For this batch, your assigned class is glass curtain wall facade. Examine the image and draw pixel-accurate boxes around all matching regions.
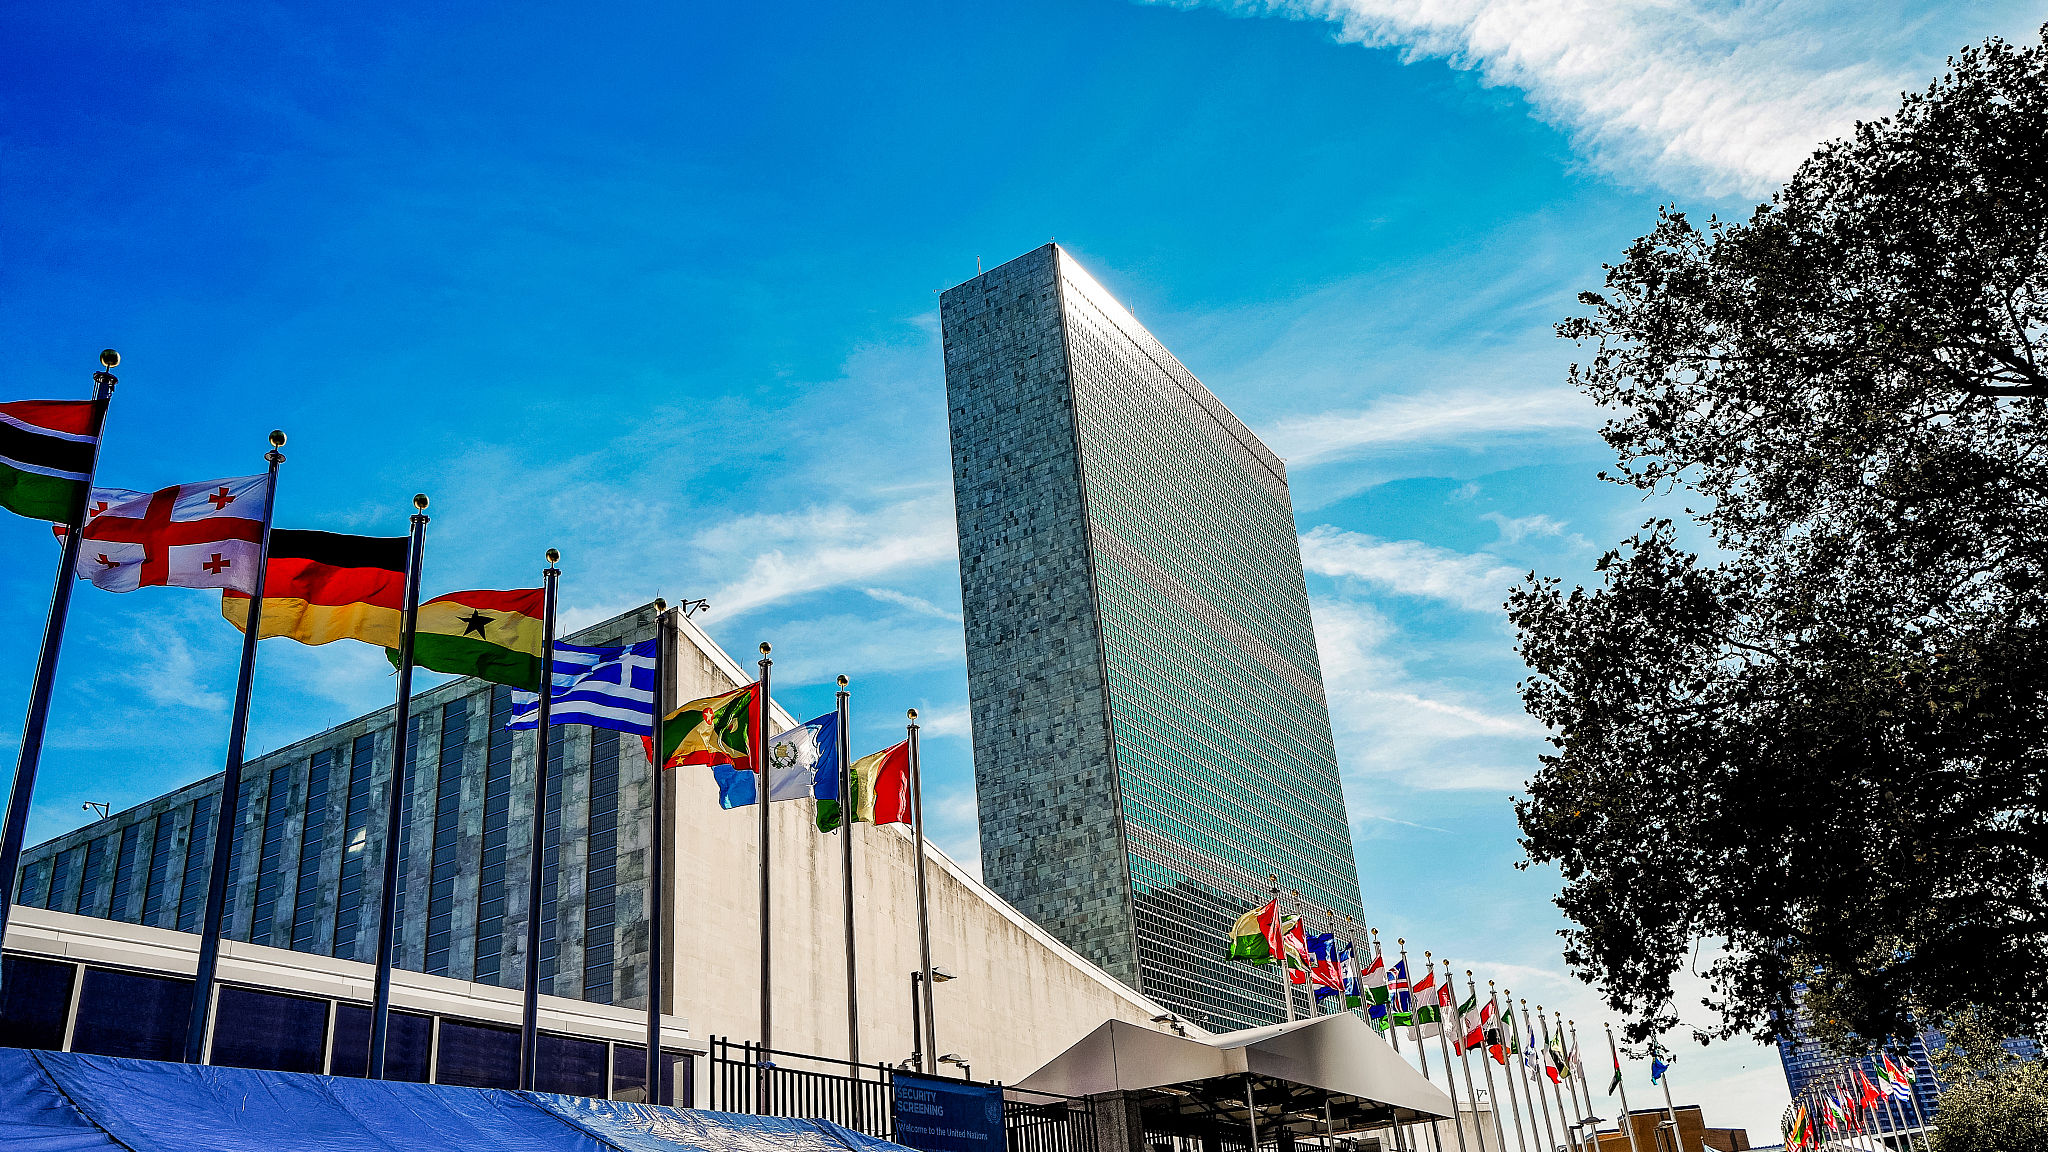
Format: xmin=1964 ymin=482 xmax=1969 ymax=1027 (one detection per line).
xmin=941 ymin=244 xmax=1363 ymax=1031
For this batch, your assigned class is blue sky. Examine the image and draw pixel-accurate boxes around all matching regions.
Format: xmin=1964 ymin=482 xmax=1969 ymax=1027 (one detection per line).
xmin=6 ymin=0 xmax=2041 ymax=1136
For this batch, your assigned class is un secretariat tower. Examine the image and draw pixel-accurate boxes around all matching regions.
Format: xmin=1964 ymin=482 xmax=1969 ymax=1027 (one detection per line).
xmin=940 ymin=245 xmax=1362 ymax=1031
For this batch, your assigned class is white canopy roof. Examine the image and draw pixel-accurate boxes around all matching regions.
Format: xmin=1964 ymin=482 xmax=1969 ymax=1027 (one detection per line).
xmin=1016 ymin=1012 xmax=1456 ymax=1127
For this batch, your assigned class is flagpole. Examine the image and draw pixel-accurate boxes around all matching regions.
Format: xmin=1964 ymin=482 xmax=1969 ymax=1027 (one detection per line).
xmin=1496 ymin=988 xmax=1532 ymax=1152
xmin=183 ymin=429 xmax=286 ymax=1064
xmin=1568 ymin=1021 xmax=1595 ymax=1142
xmin=1484 ymin=982 xmax=1524 ymax=1152
xmin=756 ymin=642 xmax=774 ymax=1101
xmin=517 ymin=549 xmax=562 ymax=1090
xmin=1540 ymin=1011 xmax=1576 ymax=1152
xmin=836 ymin=676 xmax=859 ymax=1069
xmin=907 ymin=709 xmax=938 ymax=1074
xmin=1399 ymin=942 xmax=1443 ymax=1152
xmin=0 ymin=351 xmax=116 ymax=978
xmin=1449 ymin=965 xmax=1490 ymax=1152
xmin=368 ymin=494 xmax=429 ymax=1078
xmin=646 ymin=601 xmax=671 ymax=1104
xmin=1604 ymin=1025 xmax=1640 ymax=1152
xmin=1374 ymin=930 xmax=1395 ymax=1050
xmin=1657 ymin=1056 xmax=1680 ymax=1143
xmin=1523 ymin=1000 xmax=1561 ymax=1152
xmin=1426 ymin=955 xmax=1469 ymax=1152
xmin=1292 ymin=891 xmax=1318 ymax=1018
xmin=1271 ymin=875 xmax=1293 ymax=1023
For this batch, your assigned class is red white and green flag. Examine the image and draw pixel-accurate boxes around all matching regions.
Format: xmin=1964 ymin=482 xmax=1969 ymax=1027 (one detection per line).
xmin=1455 ymin=994 xmax=1487 ymax=1055
xmin=0 ymin=400 xmax=104 ymax=523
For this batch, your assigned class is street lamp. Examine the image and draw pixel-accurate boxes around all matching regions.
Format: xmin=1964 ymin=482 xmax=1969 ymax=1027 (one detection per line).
xmin=909 ymin=967 xmax=957 ymax=1073
xmin=939 ymin=1053 xmax=972 ymax=1080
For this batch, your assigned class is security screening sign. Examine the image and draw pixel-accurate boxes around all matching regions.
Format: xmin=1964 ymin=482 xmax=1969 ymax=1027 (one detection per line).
xmin=891 ymin=1072 xmax=1005 ymax=1152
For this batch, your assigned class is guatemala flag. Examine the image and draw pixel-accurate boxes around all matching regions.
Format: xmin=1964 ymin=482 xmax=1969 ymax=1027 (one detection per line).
xmin=714 ymin=710 xmax=842 ymax=809
xmin=506 ymin=639 xmax=657 ymax=734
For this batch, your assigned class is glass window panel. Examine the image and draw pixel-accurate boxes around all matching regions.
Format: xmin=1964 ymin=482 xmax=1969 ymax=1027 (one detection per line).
xmin=70 ymin=968 xmax=190 ymax=1061
xmin=0 ymin=956 xmax=76 ymax=1050
xmin=611 ymin=1045 xmax=687 ymax=1105
xmin=434 ymin=1018 xmax=519 ymax=1089
xmin=328 ymin=1004 xmax=432 ymax=1082
xmin=535 ymin=1033 xmax=606 ymax=1098
xmin=208 ymin=986 xmax=328 ymax=1074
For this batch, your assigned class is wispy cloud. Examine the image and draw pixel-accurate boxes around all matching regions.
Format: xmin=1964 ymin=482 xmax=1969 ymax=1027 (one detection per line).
xmin=698 ymin=498 xmax=957 ymax=620
xmin=913 ymin=703 xmax=972 ymax=738
xmin=1170 ymin=0 xmax=2035 ymax=195
xmin=1481 ymin=511 xmax=1566 ymax=545
xmin=1263 ymin=388 xmax=1599 ymax=467
xmin=864 ymin=587 xmax=963 ymax=622
xmin=1300 ymin=525 xmax=1524 ymax=612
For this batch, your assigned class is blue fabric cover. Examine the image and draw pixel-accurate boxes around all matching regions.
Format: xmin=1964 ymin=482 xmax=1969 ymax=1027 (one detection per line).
xmin=0 ymin=1049 xmax=914 ymax=1152
xmin=0 ymin=1049 xmax=123 ymax=1152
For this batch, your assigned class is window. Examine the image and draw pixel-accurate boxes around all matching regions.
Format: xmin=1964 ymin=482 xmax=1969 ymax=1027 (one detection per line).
xmin=582 ymin=730 xmax=621 ymax=1004
xmin=434 ymin=1018 xmax=519 ymax=1089
xmin=141 ymin=809 xmax=179 ymax=926
xmin=108 ymin=823 xmax=142 ymax=922
xmin=424 ymin=696 xmax=469 ymax=977
xmin=70 ymin=967 xmax=190 ymax=1061
xmin=208 ymin=986 xmax=328 ymax=1074
xmin=176 ymin=794 xmax=218 ymax=932
xmin=0 ymin=956 xmax=75 ymax=1050
xmin=538 ymin=725 xmax=565 ymax=994
xmin=536 ymin=1033 xmax=606 ymax=1097
xmin=290 ymin=752 xmax=335 ymax=952
xmin=393 ymin=716 xmax=421 ymax=953
xmin=332 ymin=733 xmax=380 ymax=959
xmin=45 ymin=847 xmax=77 ymax=912
xmin=328 ymin=1004 xmax=432 ymax=1082
xmin=76 ymin=835 xmax=109 ymax=918
xmin=249 ymin=764 xmax=299 ymax=946
xmin=473 ymin=686 xmax=516 ymax=985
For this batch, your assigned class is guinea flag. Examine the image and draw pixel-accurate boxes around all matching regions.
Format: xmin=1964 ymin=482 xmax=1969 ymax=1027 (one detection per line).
xmin=388 ymin=587 xmax=546 ymax=688
xmin=0 ymin=400 xmax=104 ymax=522
xmin=656 ymin=684 xmax=759 ymax=773
xmin=221 ymin=529 xmax=408 ymax=646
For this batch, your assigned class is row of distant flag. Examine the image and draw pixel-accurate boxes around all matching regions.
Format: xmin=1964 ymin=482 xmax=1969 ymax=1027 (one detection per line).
xmin=1225 ymin=897 xmax=1676 ymax=1087
xmin=1783 ymin=1054 xmax=1921 ymax=1150
xmin=0 ymin=396 xmax=924 ymax=824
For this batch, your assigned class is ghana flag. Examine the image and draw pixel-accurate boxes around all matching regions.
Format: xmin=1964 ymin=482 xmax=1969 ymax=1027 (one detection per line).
xmin=655 ymin=684 xmax=758 ymax=772
xmin=221 ymin=529 xmax=409 ymax=646
xmin=387 ymin=588 xmax=546 ymax=689
xmin=0 ymin=400 xmax=104 ymax=522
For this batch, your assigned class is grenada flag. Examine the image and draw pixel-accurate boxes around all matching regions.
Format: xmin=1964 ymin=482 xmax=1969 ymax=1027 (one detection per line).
xmin=657 ymin=683 xmax=759 ymax=772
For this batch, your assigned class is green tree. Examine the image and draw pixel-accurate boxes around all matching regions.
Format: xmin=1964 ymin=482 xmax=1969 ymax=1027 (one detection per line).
xmin=1509 ymin=28 xmax=2048 ymax=1047
xmin=1930 ymin=1061 xmax=2048 ymax=1152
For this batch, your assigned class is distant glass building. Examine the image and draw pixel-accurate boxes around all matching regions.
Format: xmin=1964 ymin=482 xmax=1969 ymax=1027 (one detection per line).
xmin=940 ymin=244 xmax=1363 ymax=1031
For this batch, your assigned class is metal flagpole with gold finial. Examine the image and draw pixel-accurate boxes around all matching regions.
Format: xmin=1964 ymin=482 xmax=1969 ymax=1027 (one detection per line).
xmin=0 ymin=350 xmax=118 ymax=988
xmin=518 ymin=548 xmax=562 ymax=1089
xmin=1606 ymin=1024 xmax=1642 ymax=1152
xmin=836 ymin=675 xmax=859 ymax=1070
xmin=1469 ymin=973 xmax=1510 ymax=1152
xmin=908 ymin=708 xmax=938 ymax=1073
xmin=1270 ymin=875 xmax=1293 ymax=1022
xmin=184 ymin=428 xmax=287 ymax=1064
xmin=1489 ymin=984 xmax=1529 ymax=1152
xmin=369 ymin=493 xmax=430 ymax=1078
xmin=756 ymin=641 xmax=774 ymax=1105
xmin=1523 ymin=999 xmax=1560 ymax=1152
xmin=1427 ymin=954 xmax=1469 ymax=1152
xmin=646 ymin=598 xmax=672 ymax=1102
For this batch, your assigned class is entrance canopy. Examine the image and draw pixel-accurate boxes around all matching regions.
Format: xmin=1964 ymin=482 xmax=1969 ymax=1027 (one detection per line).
xmin=1016 ymin=1013 xmax=1455 ymax=1138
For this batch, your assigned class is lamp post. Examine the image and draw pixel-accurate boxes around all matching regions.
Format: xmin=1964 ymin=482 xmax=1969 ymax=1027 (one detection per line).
xmin=908 ymin=966 xmax=956 ymax=1072
xmin=939 ymin=1053 xmax=972 ymax=1081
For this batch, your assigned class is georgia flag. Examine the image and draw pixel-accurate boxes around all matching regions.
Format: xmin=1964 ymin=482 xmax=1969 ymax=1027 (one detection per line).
xmin=76 ymin=473 xmax=273 ymax=593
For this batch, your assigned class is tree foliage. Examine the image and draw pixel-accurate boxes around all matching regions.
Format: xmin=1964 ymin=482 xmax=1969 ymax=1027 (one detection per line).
xmin=1509 ymin=28 xmax=2048 ymax=1047
xmin=1930 ymin=1061 xmax=2048 ymax=1152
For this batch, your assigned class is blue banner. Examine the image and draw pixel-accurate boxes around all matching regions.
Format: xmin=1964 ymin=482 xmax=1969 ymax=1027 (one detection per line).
xmin=891 ymin=1072 xmax=1005 ymax=1152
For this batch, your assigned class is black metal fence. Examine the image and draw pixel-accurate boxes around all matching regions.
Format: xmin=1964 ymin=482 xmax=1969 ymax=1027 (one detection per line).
xmin=705 ymin=1036 xmax=1096 ymax=1152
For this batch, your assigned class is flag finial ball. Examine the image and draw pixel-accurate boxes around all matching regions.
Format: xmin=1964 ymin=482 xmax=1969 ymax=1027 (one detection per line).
xmin=413 ymin=493 xmax=428 ymax=510
xmin=837 ymin=674 xmax=848 ymax=687
xmin=654 ymin=597 xmax=667 ymax=612
xmin=100 ymin=349 xmax=119 ymax=368
xmin=907 ymin=708 xmax=918 ymax=720
xmin=759 ymin=641 xmax=771 ymax=655
xmin=269 ymin=430 xmax=286 ymax=448
xmin=546 ymin=548 xmax=560 ymax=564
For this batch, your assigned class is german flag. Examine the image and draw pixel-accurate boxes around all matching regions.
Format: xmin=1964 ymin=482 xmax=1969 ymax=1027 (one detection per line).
xmin=221 ymin=529 xmax=409 ymax=646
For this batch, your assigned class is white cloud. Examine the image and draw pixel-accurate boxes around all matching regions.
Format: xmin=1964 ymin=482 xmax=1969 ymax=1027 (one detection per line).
xmin=1300 ymin=524 xmax=1524 ymax=612
xmin=1263 ymin=388 xmax=1600 ymax=467
xmin=912 ymin=703 xmax=972 ymax=738
xmin=696 ymin=498 xmax=958 ymax=620
xmin=1481 ymin=510 xmax=1567 ymax=545
xmin=863 ymin=587 xmax=963 ymax=622
xmin=1174 ymin=0 xmax=2038 ymax=195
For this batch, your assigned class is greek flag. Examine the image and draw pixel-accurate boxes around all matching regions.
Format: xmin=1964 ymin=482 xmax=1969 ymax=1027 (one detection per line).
xmin=506 ymin=638 xmax=656 ymax=734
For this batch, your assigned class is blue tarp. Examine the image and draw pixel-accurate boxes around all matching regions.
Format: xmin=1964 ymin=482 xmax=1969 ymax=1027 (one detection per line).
xmin=0 ymin=1048 xmax=913 ymax=1152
